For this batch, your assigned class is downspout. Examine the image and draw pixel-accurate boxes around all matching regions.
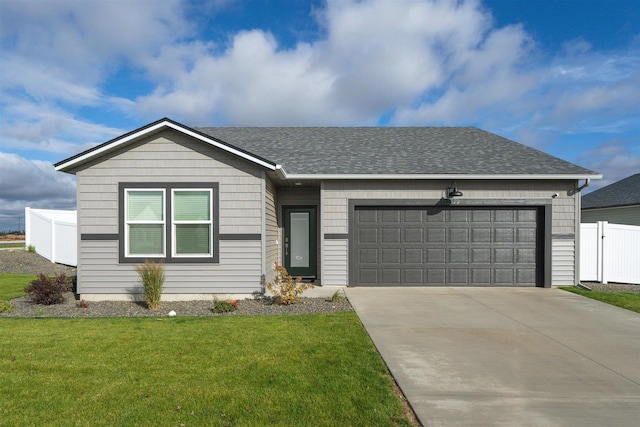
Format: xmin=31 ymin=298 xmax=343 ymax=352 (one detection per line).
xmin=574 ymin=178 xmax=590 ymax=288
xmin=576 ymin=179 xmax=590 ymax=193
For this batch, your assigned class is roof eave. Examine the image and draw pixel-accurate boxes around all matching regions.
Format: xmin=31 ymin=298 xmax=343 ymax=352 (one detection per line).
xmin=54 ymin=119 xmax=278 ymax=173
xmin=280 ymin=173 xmax=603 ymax=180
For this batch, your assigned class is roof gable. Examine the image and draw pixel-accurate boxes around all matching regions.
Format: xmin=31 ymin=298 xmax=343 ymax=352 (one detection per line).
xmin=582 ymin=173 xmax=640 ymax=209
xmin=54 ymin=118 xmax=277 ymax=173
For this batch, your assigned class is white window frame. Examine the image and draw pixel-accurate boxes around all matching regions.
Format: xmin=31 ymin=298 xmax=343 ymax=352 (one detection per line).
xmin=171 ymin=188 xmax=214 ymax=258
xmin=124 ymin=188 xmax=166 ymax=258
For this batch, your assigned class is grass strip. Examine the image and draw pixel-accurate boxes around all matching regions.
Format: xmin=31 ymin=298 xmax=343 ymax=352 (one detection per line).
xmin=0 ymin=273 xmax=34 ymax=300
xmin=559 ymin=286 xmax=640 ymax=313
xmin=0 ymin=313 xmax=412 ymax=426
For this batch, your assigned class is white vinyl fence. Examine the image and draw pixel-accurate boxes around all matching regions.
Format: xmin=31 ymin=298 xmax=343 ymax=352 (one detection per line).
xmin=580 ymin=221 xmax=640 ymax=285
xmin=25 ymin=208 xmax=77 ymax=267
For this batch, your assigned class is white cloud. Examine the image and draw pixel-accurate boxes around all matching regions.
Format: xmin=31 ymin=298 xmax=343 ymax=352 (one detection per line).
xmin=576 ymin=139 xmax=640 ymax=192
xmin=0 ymin=0 xmax=639 ymax=181
xmin=0 ymin=152 xmax=76 ymax=231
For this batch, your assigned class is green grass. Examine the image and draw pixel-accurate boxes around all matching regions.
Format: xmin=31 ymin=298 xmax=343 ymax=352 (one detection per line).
xmin=560 ymin=286 xmax=640 ymax=313
xmin=0 ymin=273 xmax=34 ymax=300
xmin=0 ymin=243 xmax=26 ymax=249
xmin=0 ymin=313 xmax=412 ymax=426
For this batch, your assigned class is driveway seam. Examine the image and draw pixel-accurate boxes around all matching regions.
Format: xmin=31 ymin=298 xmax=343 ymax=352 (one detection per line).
xmin=450 ymin=287 xmax=640 ymax=387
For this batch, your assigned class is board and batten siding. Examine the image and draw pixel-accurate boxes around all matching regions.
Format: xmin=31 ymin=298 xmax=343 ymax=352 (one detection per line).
xmin=74 ymin=130 xmax=266 ymax=296
xmin=321 ymin=179 xmax=579 ymax=286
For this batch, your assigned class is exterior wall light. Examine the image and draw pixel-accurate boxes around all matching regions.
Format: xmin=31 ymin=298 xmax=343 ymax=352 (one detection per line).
xmin=447 ymin=187 xmax=463 ymax=198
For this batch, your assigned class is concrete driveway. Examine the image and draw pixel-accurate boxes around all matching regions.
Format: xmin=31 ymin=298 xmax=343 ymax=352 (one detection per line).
xmin=345 ymin=287 xmax=640 ymax=426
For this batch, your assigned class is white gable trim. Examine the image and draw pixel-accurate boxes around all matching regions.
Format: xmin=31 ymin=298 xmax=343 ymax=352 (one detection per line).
xmin=55 ymin=120 xmax=278 ymax=172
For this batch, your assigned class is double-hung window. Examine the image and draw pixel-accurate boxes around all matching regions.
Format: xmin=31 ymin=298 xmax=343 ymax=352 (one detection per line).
xmin=125 ymin=189 xmax=166 ymax=257
xmin=172 ymin=189 xmax=213 ymax=257
xmin=120 ymin=183 xmax=218 ymax=263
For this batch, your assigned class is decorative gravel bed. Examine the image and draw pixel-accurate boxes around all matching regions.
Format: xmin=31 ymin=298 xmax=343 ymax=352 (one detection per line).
xmin=0 ymin=249 xmax=352 ymax=318
xmin=1 ymin=293 xmax=353 ymax=318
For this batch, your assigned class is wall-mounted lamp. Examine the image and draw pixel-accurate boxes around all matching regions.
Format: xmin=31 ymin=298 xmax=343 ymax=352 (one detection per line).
xmin=447 ymin=187 xmax=463 ymax=198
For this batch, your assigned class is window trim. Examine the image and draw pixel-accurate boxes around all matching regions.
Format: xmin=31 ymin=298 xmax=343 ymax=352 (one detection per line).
xmin=119 ymin=182 xmax=219 ymax=264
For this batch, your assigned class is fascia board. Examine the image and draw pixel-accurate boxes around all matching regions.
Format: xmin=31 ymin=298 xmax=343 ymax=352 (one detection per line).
xmin=280 ymin=173 xmax=603 ymax=180
xmin=55 ymin=120 xmax=278 ymax=172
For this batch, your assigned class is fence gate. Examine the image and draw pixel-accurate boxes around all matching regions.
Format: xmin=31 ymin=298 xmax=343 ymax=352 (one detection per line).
xmin=580 ymin=221 xmax=640 ymax=285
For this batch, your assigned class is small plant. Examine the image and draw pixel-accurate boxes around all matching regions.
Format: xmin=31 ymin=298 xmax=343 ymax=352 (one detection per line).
xmin=27 ymin=244 xmax=36 ymax=253
xmin=0 ymin=300 xmax=14 ymax=313
xmin=330 ymin=289 xmax=346 ymax=303
xmin=212 ymin=299 xmax=238 ymax=313
xmin=24 ymin=273 xmax=70 ymax=305
xmin=262 ymin=263 xmax=314 ymax=305
xmin=135 ymin=260 xmax=165 ymax=310
xmin=76 ymin=300 xmax=89 ymax=309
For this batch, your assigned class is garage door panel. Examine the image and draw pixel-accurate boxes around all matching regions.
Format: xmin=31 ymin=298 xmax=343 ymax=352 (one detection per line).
xmin=427 ymin=228 xmax=446 ymax=242
xmin=472 ymin=228 xmax=492 ymax=242
xmin=404 ymin=248 xmax=424 ymax=263
xmin=449 ymin=228 xmax=469 ymax=242
xmin=353 ymin=206 xmax=541 ymax=287
xmin=358 ymin=228 xmax=378 ymax=243
xmin=494 ymin=228 xmax=515 ymax=243
xmin=426 ymin=269 xmax=446 ymax=284
xmin=382 ymin=228 xmax=401 ymax=243
xmin=471 ymin=248 xmax=491 ymax=263
xmin=382 ymin=248 xmax=401 ymax=263
xmin=404 ymin=228 xmax=424 ymax=243
xmin=358 ymin=248 xmax=378 ymax=263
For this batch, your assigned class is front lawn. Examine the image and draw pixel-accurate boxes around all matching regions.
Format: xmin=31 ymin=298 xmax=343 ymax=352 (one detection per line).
xmin=560 ymin=286 xmax=640 ymax=313
xmin=0 ymin=273 xmax=34 ymax=300
xmin=0 ymin=313 xmax=413 ymax=426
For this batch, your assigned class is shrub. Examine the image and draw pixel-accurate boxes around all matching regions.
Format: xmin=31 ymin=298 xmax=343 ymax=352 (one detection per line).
xmin=0 ymin=300 xmax=14 ymax=313
xmin=262 ymin=263 xmax=314 ymax=305
xmin=27 ymin=245 xmax=36 ymax=253
xmin=212 ymin=299 xmax=238 ymax=313
xmin=135 ymin=260 xmax=165 ymax=310
xmin=24 ymin=273 xmax=70 ymax=305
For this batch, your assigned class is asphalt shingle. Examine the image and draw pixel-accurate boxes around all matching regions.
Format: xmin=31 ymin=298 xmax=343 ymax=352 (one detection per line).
xmin=582 ymin=173 xmax=640 ymax=209
xmin=197 ymin=126 xmax=597 ymax=176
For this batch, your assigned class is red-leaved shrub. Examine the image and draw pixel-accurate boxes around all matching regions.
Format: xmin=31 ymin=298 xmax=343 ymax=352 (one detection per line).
xmin=24 ymin=273 xmax=70 ymax=305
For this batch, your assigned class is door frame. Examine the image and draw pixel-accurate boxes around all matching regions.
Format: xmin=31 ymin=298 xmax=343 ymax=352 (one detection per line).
xmin=283 ymin=205 xmax=318 ymax=279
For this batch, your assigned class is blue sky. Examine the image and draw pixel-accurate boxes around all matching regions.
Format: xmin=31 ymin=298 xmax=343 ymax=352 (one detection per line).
xmin=1 ymin=0 xmax=639 ymax=231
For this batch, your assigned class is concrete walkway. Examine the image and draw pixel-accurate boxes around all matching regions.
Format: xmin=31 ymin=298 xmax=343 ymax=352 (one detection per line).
xmin=345 ymin=287 xmax=640 ymax=427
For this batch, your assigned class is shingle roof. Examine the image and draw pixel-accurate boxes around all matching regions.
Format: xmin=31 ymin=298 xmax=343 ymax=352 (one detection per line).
xmin=582 ymin=173 xmax=640 ymax=209
xmin=197 ymin=126 xmax=597 ymax=176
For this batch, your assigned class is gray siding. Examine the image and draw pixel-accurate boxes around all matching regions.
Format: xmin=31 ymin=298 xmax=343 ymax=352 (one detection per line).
xmin=582 ymin=206 xmax=640 ymax=226
xmin=321 ymin=179 xmax=578 ymax=286
xmin=75 ymin=129 xmax=266 ymax=296
xmin=264 ymin=177 xmax=278 ymax=282
xmin=79 ymin=240 xmax=261 ymax=294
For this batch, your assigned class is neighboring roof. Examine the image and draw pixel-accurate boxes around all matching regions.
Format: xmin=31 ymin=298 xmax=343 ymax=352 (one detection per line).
xmin=582 ymin=173 xmax=640 ymax=209
xmin=56 ymin=118 xmax=601 ymax=180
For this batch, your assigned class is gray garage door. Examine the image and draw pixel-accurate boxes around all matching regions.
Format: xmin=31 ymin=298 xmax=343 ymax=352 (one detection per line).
xmin=353 ymin=206 xmax=541 ymax=286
